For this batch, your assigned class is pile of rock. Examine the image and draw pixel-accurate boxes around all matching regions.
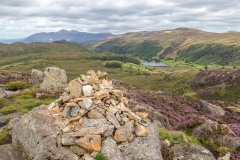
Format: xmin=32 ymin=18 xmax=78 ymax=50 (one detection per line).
xmin=47 ymin=70 xmax=157 ymax=159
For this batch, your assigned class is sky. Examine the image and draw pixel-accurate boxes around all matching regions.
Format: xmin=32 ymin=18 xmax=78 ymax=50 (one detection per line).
xmin=0 ymin=0 xmax=240 ymax=39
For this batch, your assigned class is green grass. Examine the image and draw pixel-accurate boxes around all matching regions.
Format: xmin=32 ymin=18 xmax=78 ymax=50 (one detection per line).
xmin=212 ymin=84 xmax=240 ymax=102
xmin=5 ymin=81 xmax=31 ymax=91
xmin=159 ymin=127 xmax=201 ymax=145
xmin=0 ymin=88 xmax=55 ymax=114
xmin=0 ymin=127 xmax=9 ymax=143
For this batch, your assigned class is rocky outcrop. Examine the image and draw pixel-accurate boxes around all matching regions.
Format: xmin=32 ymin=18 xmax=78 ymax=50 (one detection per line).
xmin=0 ymin=84 xmax=7 ymax=98
xmin=8 ymin=70 xmax=162 ymax=160
xmin=12 ymin=105 xmax=79 ymax=160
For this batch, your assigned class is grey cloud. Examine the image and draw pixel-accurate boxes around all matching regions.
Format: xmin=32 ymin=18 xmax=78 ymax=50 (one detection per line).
xmin=0 ymin=0 xmax=239 ymax=38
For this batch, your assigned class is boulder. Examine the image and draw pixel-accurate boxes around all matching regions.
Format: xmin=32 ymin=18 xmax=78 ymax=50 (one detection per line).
xmin=40 ymin=67 xmax=67 ymax=94
xmin=31 ymin=69 xmax=44 ymax=87
xmin=199 ymin=101 xmax=225 ymax=116
xmin=0 ymin=85 xmax=7 ymax=98
xmin=120 ymin=123 xmax=163 ymax=160
xmin=11 ymin=106 xmax=79 ymax=160
xmin=170 ymin=143 xmax=216 ymax=160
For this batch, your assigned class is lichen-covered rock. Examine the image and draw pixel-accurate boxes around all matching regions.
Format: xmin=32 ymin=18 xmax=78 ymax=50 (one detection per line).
xmin=170 ymin=143 xmax=216 ymax=160
xmin=120 ymin=123 xmax=163 ymax=160
xmin=31 ymin=69 xmax=44 ymax=87
xmin=40 ymin=67 xmax=67 ymax=94
xmin=11 ymin=106 xmax=79 ymax=160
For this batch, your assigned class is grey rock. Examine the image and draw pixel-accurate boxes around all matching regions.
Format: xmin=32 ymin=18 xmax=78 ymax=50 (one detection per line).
xmin=82 ymin=118 xmax=109 ymax=128
xmin=70 ymin=106 xmax=80 ymax=117
xmin=120 ymin=123 xmax=163 ymax=160
xmin=82 ymin=85 xmax=93 ymax=96
xmin=48 ymin=102 xmax=56 ymax=109
xmin=78 ymin=99 xmax=93 ymax=109
xmin=70 ymin=145 xmax=87 ymax=156
xmin=62 ymin=133 xmax=76 ymax=146
xmin=63 ymin=105 xmax=72 ymax=118
xmin=199 ymin=100 xmax=225 ymax=116
xmin=31 ymin=69 xmax=44 ymax=87
xmin=83 ymin=154 xmax=95 ymax=160
xmin=106 ymin=111 xmax=121 ymax=128
xmin=102 ymin=138 xmax=123 ymax=160
xmin=0 ymin=144 xmax=26 ymax=160
xmin=170 ymin=143 xmax=216 ymax=160
xmin=0 ymin=85 xmax=7 ymax=98
xmin=217 ymin=152 xmax=231 ymax=160
xmin=79 ymin=108 xmax=88 ymax=116
xmin=88 ymin=109 xmax=105 ymax=119
xmin=40 ymin=67 xmax=67 ymax=94
xmin=108 ymin=105 xmax=119 ymax=115
xmin=11 ymin=106 xmax=79 ymax=160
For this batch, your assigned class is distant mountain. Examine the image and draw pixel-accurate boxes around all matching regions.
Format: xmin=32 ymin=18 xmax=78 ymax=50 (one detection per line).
xmin=87 ymin=28 xmax=240 ymax=65
xmin=0 ymin=38 xmax=24 ymax=44
xmin=21 ymin=30 xmax=113 ymax=43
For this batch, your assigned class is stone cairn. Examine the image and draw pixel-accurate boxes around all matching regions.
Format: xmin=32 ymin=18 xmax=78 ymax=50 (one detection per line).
xmin=47 ymin=70 xmax=149 ymax=159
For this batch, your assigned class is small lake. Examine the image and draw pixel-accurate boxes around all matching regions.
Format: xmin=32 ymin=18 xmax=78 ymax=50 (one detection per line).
xmin=142 ymin=61 xmax=169 ymax=67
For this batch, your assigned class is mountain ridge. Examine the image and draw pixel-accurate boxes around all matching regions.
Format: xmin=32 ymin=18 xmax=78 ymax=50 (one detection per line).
xmin=0 ymin=30 xmax=113 ymax=44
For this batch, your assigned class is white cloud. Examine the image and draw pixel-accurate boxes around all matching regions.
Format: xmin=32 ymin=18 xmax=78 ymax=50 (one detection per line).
xmin=0 ymin=0 xmax=240 ymax=38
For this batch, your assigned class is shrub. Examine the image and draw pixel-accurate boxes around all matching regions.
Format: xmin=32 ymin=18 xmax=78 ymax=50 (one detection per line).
xmin=104 ymin=61 xmax=122 ymax=68
xmin=95 ymin=153 xmax=107 ymax=160
xmin=217 ymin=146 xmax=233 ymax=156
xmin=5 ymin=81 xmax=31 ymax=91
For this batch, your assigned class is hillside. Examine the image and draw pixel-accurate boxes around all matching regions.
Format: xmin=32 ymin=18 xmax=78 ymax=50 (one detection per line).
xmin=87 ymin=28 xmax=240 ymax=65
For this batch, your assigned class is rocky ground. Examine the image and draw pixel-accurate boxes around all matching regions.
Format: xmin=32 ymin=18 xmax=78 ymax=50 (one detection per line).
xmin=0 ymin=68 xmax=240 ymax=160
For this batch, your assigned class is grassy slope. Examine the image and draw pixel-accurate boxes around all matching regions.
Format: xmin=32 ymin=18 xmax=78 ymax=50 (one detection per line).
xmin=87 ymin=28 xmax=240 ymax=65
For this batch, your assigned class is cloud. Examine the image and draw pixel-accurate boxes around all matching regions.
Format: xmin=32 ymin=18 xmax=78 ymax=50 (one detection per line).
xmin=0 ymin=0 xmax=239 ymax=38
